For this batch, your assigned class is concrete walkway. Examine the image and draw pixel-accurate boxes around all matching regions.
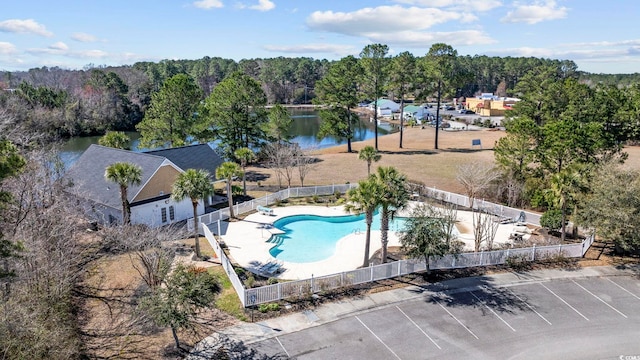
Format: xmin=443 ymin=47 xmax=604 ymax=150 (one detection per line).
xmin=187 ymin=265 xmax=638 ymax=358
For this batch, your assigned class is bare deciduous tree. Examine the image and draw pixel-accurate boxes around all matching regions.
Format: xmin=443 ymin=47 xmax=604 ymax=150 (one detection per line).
xmin=472 ymin=209 xmax=500 ymax=252
xmin=264 ymin=143 xmax=297 ymax=188
xmin=296 ymin=148 xmax=317 ymax=187
xmin=456 ymin=162 xmax=500 ymax=210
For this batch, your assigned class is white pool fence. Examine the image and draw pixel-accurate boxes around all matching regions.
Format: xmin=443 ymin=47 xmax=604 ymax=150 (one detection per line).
xmin=193 ymin=184 xmax=594 ymax=307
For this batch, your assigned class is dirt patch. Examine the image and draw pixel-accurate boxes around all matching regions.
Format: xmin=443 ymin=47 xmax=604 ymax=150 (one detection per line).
xmin=80 ymin=239 xmax=238 ymax=359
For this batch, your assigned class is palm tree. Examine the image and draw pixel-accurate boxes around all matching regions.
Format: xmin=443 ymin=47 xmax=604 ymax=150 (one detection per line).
xmin=98 ymin=131 xmax=131 ymax=150
xmin=104 ymin=162 xmax=142 ymax=224
xmin=216 ymin=162 xmax=243 ymax=219
xmin=344 ymin=176 xmax=383 ymax=267
xmin=549 ymin=168 xmax=583 ymax=242
xmin=358 ymin=145 xmax=382 ymax=176
xmin=234 ymin=147 xmax=256 ymax=196
xmin=172 ymin=169 xmax=212 ymax=259
xmin=374 ymin=166 xmax=409 ymax=263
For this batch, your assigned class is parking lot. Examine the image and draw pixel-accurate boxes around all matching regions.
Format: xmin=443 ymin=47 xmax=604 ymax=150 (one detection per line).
xmin=250 ymin=276 xmax=640 ymax=359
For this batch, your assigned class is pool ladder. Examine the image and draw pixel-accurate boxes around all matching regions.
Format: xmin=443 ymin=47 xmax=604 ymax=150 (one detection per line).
xmin=268 ymin=235 xmax=284 ymax=245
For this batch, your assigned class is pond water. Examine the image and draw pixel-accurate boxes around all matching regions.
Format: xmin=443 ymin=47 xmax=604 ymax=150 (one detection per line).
xmin=60 ymin=110 xmax=396 ymax=167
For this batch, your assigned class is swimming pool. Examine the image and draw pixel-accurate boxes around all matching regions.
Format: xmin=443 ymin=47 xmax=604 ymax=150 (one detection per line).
xmin=268 ymin=212 xmax=408 ymax=263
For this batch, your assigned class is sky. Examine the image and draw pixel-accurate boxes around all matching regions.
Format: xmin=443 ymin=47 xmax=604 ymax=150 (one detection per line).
xmin=1 ymin=0 xmax=639 ymax=74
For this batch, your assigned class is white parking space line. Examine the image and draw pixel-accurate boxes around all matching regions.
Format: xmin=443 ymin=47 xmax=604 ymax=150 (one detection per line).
xmin=539 ymin=283 xmax=590 ymax=321
xmin=434 ymin=299 xmax=480 ymax=340
xmin=355 ymin=316 xmax=402 ymax=360
xmin=606 ymin=278 xmax=640 ymax=301
xmin=572 ymin=280 xmax=628 ymax=318
xmin=396 ymin=306 xmax=442 ymax=350
xmin=469 ymin=291 xmax=516 ymax=332
xmin=506 ymin=288 xmax=553 ymax=326
xmin=275 ymin=336 xmax=290 ymax=358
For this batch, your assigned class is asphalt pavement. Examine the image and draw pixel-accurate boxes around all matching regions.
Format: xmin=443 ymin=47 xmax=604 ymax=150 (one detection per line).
xmin=188 ymin=265 xmax=640 ymax=359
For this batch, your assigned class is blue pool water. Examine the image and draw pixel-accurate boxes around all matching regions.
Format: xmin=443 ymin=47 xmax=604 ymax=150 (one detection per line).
xmin=268 ymin=212 xmax=408 ymax=263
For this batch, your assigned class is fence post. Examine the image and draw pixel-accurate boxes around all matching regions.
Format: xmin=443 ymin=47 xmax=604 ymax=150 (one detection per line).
xmin=398 ymin=260 xmax=402 ymax=276
xmin=217 ymin=219 xmax=221 ymax=236
xmin=311 ymin=274 xmax=314 ymax=293
xmin=341 ymin=272 xmax=344 ymax=287
xmin=531 ymin=244 xmax=536 ymax=261
xmin=558 ymin=243 xmax=562 ymax=256
xmin=278 ymin=283 xmax=281 ymax=299
xmin=480 ymin=251 xmax=484 ymax=266
xmin=370 ymin=266 xmax=374 ymax=281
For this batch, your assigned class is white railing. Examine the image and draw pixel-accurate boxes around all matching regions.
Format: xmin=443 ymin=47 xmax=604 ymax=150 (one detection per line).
xmin=202 ymin=225 xmax=246 ymax=307
xmin=191 ymin=184 xmax=591 ymax=308
xmin=243 ymin=237 xmax=593 ymax=307
xmin=188 ymin=184 xmax=357 ymax=231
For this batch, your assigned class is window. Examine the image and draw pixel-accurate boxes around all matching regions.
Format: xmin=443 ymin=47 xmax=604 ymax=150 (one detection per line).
xmin=161 ymin=207 xmax=167 ymax=223
xmin=169 ymin=206 xmax=175 ymax=221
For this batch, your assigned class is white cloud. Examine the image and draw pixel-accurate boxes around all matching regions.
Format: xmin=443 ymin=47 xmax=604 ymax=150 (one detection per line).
xmin=49 ymin=41 xmax=69 ymax=51
xmin=0 ymin=19 xmax=53 ymax=37
xmin=76 ymin=50 xmax=108 ymax=58
xmin=263 ymin=43 xmax=356 ymax=56
xmin=249 ymin=0 xmax=275 ymax=11
xmin=193 ymin=0 xmax=223 ymax=9
xmin=307 ymin=6 xmax=469 ymax=35
xmin=393 ymin=0 xmax=502 ymax=12
xmin=305 ymin=5 xmax=495 ymax=51
xmin=0 ymin=42 xmax=17 ymax=55
xmin=501 ymin=0 xmax=568 ymax=25
xmin=71 ymin=32 xmax=98 ymax=43
xmin=369 ymin=29 xmax=496 ymax=47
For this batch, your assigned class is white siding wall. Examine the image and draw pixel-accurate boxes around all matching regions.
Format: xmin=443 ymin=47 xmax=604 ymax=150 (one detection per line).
xmin=131 ymin=197 xmax=202 ymax=227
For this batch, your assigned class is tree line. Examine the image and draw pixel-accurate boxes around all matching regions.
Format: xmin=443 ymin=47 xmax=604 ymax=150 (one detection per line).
xmin=2 ymin=50 xmax=637 ymax=146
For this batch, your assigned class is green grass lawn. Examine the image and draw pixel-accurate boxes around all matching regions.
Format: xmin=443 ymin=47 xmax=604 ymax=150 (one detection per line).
xmin=209 ymin=266 xmax=247 ymax=321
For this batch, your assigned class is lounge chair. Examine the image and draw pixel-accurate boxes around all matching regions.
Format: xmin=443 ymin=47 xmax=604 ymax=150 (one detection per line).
xmin=263 ymin=261 xmax=283 ymax=276
xmin=257 ymin=260 xmax=277 ymax=272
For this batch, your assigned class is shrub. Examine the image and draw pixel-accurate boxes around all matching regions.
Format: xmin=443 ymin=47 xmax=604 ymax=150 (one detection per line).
xmin=258 ymin=302 xmax=280 ymax=313
xmin=231 ymin=184 xmax=243 ymax=196
xmin=540 ymin=209 xmax=562 ymax=231
xmin=267 ymin=277 xmax=279 ymax=285
xmin=312 ymin=194 xmax=320 ymax=203
xmin=244 ymin=275 xmax=255 ymax=288
xmin=505 ymin=254 xmax=531 ymax=271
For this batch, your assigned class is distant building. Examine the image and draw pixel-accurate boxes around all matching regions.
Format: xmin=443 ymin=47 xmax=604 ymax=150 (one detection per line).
xmin=368 ymin=98 xmax=400 ymax=117
xmin=402 ymin=104 xmax=430 ymax=123
xmin=464 ymin=93 xmax=520 ymax=116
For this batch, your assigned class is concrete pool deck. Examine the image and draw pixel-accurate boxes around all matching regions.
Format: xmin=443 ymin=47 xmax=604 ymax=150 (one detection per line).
xmin=220 ymin=202 xmax=533 ymax=280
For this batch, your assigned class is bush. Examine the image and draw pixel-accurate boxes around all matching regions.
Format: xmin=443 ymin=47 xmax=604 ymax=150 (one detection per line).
xmin=312 ymin=194 xmax=320 ymax=203
xmin=505 ymin=254 xmax=532 ymax=271
xmin=267 ymin=277 xmax=279 ymax=285
xmin=540 ymin=209 xmax=562 ymax=230
xmin=244 ymin=275 xmax=255 ymax=288
xmin=231 ymin=184 xmax=243 ymax=196
xmin=258 ymin=302 xmax=280 ymax=313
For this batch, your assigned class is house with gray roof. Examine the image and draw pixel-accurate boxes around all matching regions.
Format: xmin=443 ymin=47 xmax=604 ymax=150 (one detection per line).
xmin=65 ymin=143 xmax=224 ymax=226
